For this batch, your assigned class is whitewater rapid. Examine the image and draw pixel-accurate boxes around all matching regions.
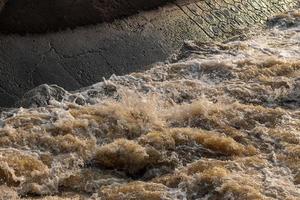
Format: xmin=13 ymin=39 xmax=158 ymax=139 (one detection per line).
xmin=0 ymin=9 xmax=299 ymax=200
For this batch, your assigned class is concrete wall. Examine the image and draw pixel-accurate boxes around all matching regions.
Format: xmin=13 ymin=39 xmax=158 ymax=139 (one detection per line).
xmin=0 ymin=0 xmax=298 ymax=107
xmin=0 ymin=0 xmax=173 ymax=34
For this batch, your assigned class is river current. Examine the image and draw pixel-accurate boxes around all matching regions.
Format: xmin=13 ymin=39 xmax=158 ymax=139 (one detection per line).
xmin=0 ymin=9 xmax=299 ymax=200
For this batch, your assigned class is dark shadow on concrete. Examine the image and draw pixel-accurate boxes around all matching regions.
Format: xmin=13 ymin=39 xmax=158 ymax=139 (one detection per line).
xmin=0 ymin=0 xmax=298 ymax=107
xmin=0 ymin=0 xmax=174 ymax=34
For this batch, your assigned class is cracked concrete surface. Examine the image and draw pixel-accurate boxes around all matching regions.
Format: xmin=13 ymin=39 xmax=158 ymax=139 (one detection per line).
xmin=0 ymin=0 xmax=298 ymax=107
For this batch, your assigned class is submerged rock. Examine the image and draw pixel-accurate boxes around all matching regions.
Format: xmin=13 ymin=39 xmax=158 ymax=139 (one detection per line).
xmin=267 ymin=10 xmax=300 ymax=28
xmin=16 ymin=84 xmax=69 ymax=108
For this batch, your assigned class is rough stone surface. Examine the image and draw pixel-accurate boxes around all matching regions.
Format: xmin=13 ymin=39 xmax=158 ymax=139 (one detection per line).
xmin=0 ymin=0 xmax=298 ymax=107
xmin=16 ymin=84 xmax=69 ymax=108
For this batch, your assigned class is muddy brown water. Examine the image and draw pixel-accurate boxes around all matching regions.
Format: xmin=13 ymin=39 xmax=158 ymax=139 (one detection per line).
xmin=0 ymin=7 xmax=299 ymax=200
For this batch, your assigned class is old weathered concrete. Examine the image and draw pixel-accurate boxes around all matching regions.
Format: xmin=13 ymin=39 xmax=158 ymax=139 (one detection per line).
xmin=0 ymin=0 xmax=298 ymax=107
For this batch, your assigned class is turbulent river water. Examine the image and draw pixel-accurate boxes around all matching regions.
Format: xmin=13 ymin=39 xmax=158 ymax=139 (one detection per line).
xmin=0 ymin=9 xmax=299 ymax=200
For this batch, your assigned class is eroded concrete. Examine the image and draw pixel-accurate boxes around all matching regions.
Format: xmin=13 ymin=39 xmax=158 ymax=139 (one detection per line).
xmin=0 ymin=0 xmax=298 ymax=107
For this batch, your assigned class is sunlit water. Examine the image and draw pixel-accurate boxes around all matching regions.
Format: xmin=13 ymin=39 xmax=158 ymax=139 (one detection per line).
xmin=0 ymin=9 xmax=299 ymax=200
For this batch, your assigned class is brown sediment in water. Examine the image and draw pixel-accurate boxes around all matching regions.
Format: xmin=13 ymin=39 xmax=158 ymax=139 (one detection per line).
xmin=0 ymin=9 xmax=299 ymax=200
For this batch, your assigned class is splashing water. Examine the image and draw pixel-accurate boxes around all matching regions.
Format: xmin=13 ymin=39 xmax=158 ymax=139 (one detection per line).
xmin=0 ymin=9 xmax=300 ymax=200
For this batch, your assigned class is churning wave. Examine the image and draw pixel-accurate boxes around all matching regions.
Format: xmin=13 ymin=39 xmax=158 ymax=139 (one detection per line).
xmin=0 ymin=9 xmax=300 ymax=200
